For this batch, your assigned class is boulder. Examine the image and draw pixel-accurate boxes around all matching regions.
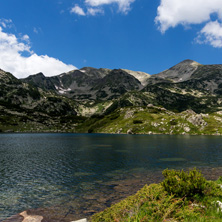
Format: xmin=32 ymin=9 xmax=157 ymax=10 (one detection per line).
xmin=127 ymin=129 xmax=133 ymax=134
xmin=187 ymin=114 xmax=207 ymax=127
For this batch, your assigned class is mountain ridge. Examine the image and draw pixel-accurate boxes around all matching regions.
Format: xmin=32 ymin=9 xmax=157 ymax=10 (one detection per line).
xmin=1 ymin=59 xmax=222 ymax=134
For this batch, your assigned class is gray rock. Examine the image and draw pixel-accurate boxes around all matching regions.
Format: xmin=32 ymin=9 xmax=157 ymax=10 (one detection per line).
xmin=127 ymin=129 xmax=133 ymax=134
xmin=72 ymin=219 xmax=88 ymax=222
xmin=187 ymin=114 xmax=207 ymax=126
xmin=116 ymin=128 xmax=122 ymax=134
xmin=124 ymin=110 xmax=134 ymax=119
xmin=184 ymin=127 xmax=191 ymax=132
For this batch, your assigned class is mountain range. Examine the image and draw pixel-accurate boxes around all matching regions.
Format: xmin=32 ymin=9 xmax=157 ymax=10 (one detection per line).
xmin=1 ymin=59 xmax=222 ymax=134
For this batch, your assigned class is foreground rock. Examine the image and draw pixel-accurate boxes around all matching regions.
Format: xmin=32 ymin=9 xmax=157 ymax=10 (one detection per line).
xmin=20 ymin=211 xmax=43 ymax=222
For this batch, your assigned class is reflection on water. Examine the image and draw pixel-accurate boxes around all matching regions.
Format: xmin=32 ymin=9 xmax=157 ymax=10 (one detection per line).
xmin=1 ymin=134 xmax=222 ymax=221
xmin=159 ymin=158 xmax=187 ymax=162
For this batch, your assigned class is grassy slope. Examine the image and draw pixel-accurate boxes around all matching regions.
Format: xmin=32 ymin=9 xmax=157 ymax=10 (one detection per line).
xmin=2 ymin=103 xmax=222 ymax=135
xmin=76 ymin=105 xmax=222 ymax=135
xmin=0 ymin=106 xmax=86 ymax=133
xmin=91 ymin=171 xmax=222 ymax=222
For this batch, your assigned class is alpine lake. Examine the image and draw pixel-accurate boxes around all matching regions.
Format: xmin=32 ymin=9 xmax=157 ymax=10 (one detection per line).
xmin=1 ymin=133 xmax=222 ymax=221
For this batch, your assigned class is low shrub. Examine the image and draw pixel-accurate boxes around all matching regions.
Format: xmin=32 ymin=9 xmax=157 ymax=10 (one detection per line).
xmin=133 ymin=119 xmax=143 ymax=124
xmin=161 ymin=168 xmax=207 ymax=198
xmin=91 ymin=168 xmax=222 ymax=222
xmin=170 ymin=118 xmax=177 ymax=125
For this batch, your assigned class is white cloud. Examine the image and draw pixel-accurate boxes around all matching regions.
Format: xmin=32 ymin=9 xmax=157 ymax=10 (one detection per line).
xmin=196 ymin=20 xmax=222 ymax=48
xmin=87 ymin=7 xmax=104 ymax=16
xmin=33 ymin=27 xmax=39 ymax=34
xmin=0 ymin=26 xmax=76 ymax=78
xmin=70 ymin=0 xmax=134 ymax=16
xmin=155 ymin=0 xmax=222 ymax=48
xmin=155 ymin=0 xmax=222 ymax=33
xmin=0 ymin=19 xmax=13 ymax=29
xmin=21 ymin=34 xmax=30 ymax=42
xmin=70 ymin=5 xmax=86 ymax=16
xmin=85 ymin=0 xmax=135 ymax=13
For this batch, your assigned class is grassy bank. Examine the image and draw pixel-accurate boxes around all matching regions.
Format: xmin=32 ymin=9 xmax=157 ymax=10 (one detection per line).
xmin=91 ymin=169 xmax=222 ymax=222
xmin=76 ymin=106 xmax=222 ymax=135
xmin=2 ymin=105 xmax=222 ymax=135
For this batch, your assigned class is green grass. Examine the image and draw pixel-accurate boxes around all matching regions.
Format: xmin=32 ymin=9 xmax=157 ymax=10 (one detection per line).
xmin=75 ymin=106 xmax=222 ymax=135
xmin=91 ymin=169 xmax=222 ymax=222
xmin=2 ymin=103 xmax=222 ymax=135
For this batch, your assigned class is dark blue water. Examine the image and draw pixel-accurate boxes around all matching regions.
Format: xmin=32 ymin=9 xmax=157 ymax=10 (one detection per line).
xmin=1 ymin=133 xmax=222 ymax=220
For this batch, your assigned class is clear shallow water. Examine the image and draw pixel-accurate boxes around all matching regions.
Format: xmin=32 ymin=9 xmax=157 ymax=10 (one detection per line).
xmin=1 ymin=134 xmax=222 ymax=220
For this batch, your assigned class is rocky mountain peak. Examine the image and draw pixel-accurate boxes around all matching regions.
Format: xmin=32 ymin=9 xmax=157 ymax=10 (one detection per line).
xmin=182 ymin=59 xmax=194 ymax=62
xmin=0 ymin=69 xmax=6 ymax=76
xmin=172 ymin=59 xmax=201 ymax=68
xmin=0 ymin=69 xmax=18 ymax=83
xmin=23 ymin=72 xmax=46 ymax=81
xmin=34 ymin=72 xmax=45 ymax=77
xmin=149 ymin=59 xmax=202 ymax=83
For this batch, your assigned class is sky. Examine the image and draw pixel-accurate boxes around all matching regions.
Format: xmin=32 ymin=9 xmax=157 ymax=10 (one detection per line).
xmin=0 ymin=0 xmax=222 ymax=78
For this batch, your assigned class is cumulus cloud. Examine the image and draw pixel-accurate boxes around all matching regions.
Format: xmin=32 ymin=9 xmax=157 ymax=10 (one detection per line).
xmin=155 ymin=0 xmax=222 ymax=48
xmin=196 ymin=20 xmax=222 ymax=48
xmin=70 ymin=0 xmax=134 ymax=16
xmin=0 ymin=25 xmax=76 ymax=78
xmin=21 ymin=34 xmax=30 ymax=42
xmin=70 ymin=5 xmax=86 ymax=16
xmin=0 ymin=19 xmax=13 ymax=29
xmin=85 ymin=0 xmax=135 ymax=13
xmin=87 ymin=7 xmax=104 ymax=16
xmin=70 ymin=4 xmax=104 ymax=16
xmin=155 ymin=0 xmax=222 ymax=33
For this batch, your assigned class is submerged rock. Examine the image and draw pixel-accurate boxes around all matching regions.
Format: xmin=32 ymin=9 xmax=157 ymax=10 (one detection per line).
xmin=20 ymin=211 xmax=43 ymax=222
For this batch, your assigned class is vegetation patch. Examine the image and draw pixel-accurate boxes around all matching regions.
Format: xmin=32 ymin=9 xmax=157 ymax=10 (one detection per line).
xmin=133 ymin=119 xmax=143 ymax=124
xmin=91 ymin=168 xmax=222 ymax=222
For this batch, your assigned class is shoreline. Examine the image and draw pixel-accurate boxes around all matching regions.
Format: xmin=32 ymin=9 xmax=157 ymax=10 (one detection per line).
xmin=3 ymin=166 xmax=222 ymax=222
xmin=1 ymin=131 xmax=222 ymax=136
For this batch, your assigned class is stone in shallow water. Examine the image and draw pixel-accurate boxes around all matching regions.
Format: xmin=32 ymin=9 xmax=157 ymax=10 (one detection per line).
xmin=20 ymin=211 xmax=43 ymax=222
xmin=72 ymin=219 xmax=88 ymax=222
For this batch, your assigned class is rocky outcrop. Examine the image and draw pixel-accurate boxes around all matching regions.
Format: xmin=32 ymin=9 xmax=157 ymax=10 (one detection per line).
xmin=187 ymin=114 xmax=207 ymax=127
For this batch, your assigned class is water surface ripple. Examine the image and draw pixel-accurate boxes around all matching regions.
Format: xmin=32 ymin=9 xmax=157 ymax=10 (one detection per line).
xmin=1 ymin=134 xmax=222 ymax=221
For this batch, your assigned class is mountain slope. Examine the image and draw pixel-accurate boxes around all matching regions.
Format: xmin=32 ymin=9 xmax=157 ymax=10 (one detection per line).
xmin=91 ymin=69 xmax=143 ymax=100
xmin=2 ymin=60 xmax=222 ymax=134
xmin=23 ymin=68 xmax=145 ymax=101
xmin=121 ymin=69 xmax=150 ymax=86
xmin=0 ymin=69 xmax=80 ymax=132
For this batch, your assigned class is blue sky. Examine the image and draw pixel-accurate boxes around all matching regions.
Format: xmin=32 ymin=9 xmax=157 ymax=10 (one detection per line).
xmin=0 ymin=0 xmax=222 ymax=78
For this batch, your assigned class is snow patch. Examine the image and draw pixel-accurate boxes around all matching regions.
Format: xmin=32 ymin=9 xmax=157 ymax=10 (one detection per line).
xmin=59 ymin=89 xmax=66 ymax=94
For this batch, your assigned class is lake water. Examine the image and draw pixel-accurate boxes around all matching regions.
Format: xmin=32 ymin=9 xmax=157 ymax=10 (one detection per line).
xmin=1 ymin=134 xmax=222 ymax=221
